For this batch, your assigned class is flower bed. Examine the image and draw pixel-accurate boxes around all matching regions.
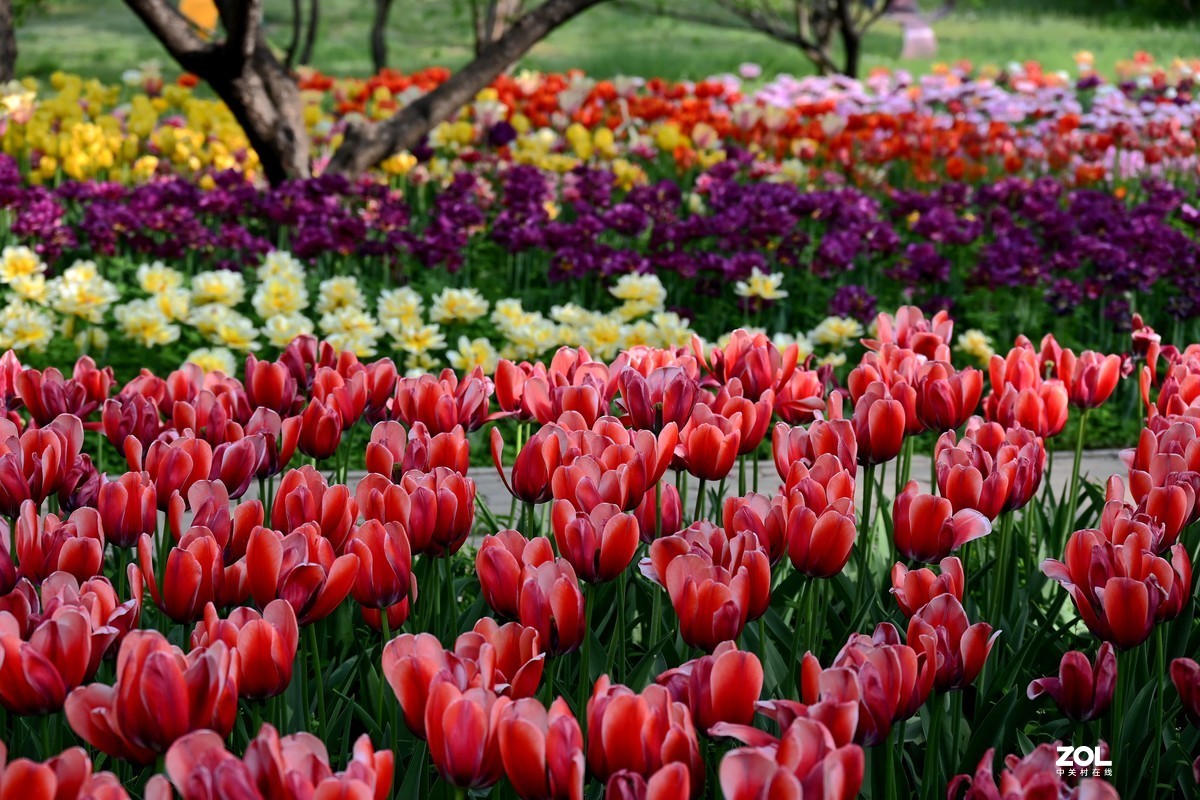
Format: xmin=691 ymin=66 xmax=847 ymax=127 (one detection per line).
xmin=0 ymin=310 xmax=1197 ymax=798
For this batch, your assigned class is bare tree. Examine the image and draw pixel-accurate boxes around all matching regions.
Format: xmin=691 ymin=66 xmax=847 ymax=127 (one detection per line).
xmin=0 ymin=0 xmax=15 ymax=82
xmin=617 ymin=0 xmax=895 ymax=77
xmin=370 ymin=0 xmax=393 ymax=72
xmin=473 ymin=0 xmax=525 ymax=53
xmin=122 ymin=0 xmax=606 ymax=182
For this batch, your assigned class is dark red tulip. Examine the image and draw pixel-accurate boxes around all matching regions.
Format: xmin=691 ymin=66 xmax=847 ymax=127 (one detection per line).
xmin=360 ymin=467 xmax=476 ymax=557
xmin=709 ymin=382 xmax=774 ymax=455
xmin=138 ymin=527 xmax=247 ymax=624
xmin=149 ymin=725 xmax=393 ymax=800
xmin=1043 ymin=529 xmax=1192 ymax=649
xmin=719 ymin=718 xmax=865 ymax=800
xmin=0 ymin=414 xmax=85 ymax=517
xmin=1058 ymin=349 xmax=1122 ymax=409
xmin=694 ymin=329 xmax=798 ymax=403
xmin=0 ymin=743 xmax=128 ymax=800
xmin=37 ymin=571 xmax=142 ymax=661
xmin=65 ymin=630 xmax=239 ymax=764
xmin=425 ymin=679 xmax=511 ymax=789
xmin=14 ymin=500 xmax=104 ymax=584
xmin=907 ymin=594 xmax=998 ymax=691
xmin=209 ymin=435 xmax=265 ymax=500
xmin=890 ymin=556 xmax=964 ymax=618
xmin=772 ymin=416 xmax=857 ymax=482
xmin=948 ymin=744 xmax=1119 ymax=800
xmin=243 ymin=407 xmax=301 ymax=479
xmin=0 ymin=533 xmax=13 ymax=596
xmin=190 ymin=600 xmax=298 ymax=699
xmin=15 ymin=359 xmax=113 ymax=425
xmin=607 ymin=764 xmax=692 ymax=800
xmin=551 ymin=499 xmax=639 ymax=583
xmin=57 ymin=452 xmax=99 ymax=513
xmin=492 ymin=425 xmax=569 ymax=505
xmin=366 ymin=419 xmax=469 ymax=479
xmin=393 ymin=367 xmax=493 ymax=433
xmin=244 ymin=354 xmax=301 ymax=415
xmin=635 ymin=481 xmax=682 ymax=543
xmin=678 ymin=404 xmax=741 ymax=481
xmin=127 ymin=433 xmax=212 ymax=511
xmin=774 ymin=366 xmax=826 ymax=425
xmin=616 ymin=364 xmax=699 ymax=431
xmin=984 ymin=380 xmax=1069 ymax=439
xmin=97 ymin=471 xmax=157 ymax=549
xmin=476 ymin=529 xmax=555 ymax=618
xmin=518 ymin=559 xmax=586 ymax=656
xmin=499 ymin=697 xmax=584 ymax=800
xmin=102 ymin=394 xmax=161 ymax=451
xmin=1027 ymin=642 xmax=1116 ymax=723
xmin=783 ymin=495 xmax=857 ymax=578
xmin=851 ymin=381 xmax=906 ymax=466
xmin=893 ymin=480 xmax=991 ymax=563
xmin=297 ymin=396 xmax=342 ymax=460
xmin=657 ymin=641 xmax=764 ymax=733
xmin=0 ymin=603 xmax=113 ymax=715
xmin=271 ymin=466 xmax=357 ymax=552
xmin=245 ymin=523 xmax=359 ymax=624
xmin=587 ymin=677 xmax=704 ymax=794
xmin=1171 ymin=657 xmax=1200 ymax=725
xmin=915 ymin=361 xmax=982 ymax=432
xmin=347 ymin=519 xmax=414 ymax=615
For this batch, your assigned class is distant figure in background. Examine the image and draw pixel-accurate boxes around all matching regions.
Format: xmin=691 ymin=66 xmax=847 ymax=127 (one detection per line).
xmin=888 ymin=0 xmax=948 ymax=60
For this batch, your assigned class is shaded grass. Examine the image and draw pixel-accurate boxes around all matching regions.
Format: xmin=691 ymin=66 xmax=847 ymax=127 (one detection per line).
xmin=13 ymin=0 xmax=1200 ymax=84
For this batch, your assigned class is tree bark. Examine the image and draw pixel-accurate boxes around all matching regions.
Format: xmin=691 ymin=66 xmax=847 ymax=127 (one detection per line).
xmin=0 ymin=0 xmax=18 ymax=82
xmin=326 ymin=0 xmax=604 ymax=178
xmin=299 ymin=0 xmax=319 ymax=65
xmin=371 ymin=0 xmax=393 ymax=73
xmin=476 ymin=0 xmax=524 ymax=53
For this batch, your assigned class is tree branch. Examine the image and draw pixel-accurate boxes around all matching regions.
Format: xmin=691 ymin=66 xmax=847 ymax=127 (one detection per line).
xmin=214 ymin=0 xmax=261 ymax=64
xmin=122 ymin=0 xmax=218 ymax=70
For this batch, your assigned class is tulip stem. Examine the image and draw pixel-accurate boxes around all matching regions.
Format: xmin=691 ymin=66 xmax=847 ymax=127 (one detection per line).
xmin=308 ymin=623 xmax=327 ymax=735
xmin=788 ymin=577 xmax=811 ymax=698
xmin=990 ymin=512 xmax=1013 ymax=625
xmin=922 ymin=694 xmax=944 ymax=800
xmin=616 ymin=569 xmax=628 ymax=682
xmin=884 ymin=727 xmax=898 ymax=800
xmin=694 ymin=478 xmax=707 ymax=522
xmin=443 ymin=555 xmax=456 ymax=644
xmin=577 ymin=584 xmax=593 ymax=720
xmin=1062 ymin=408 xmax=1090 ymax=548
xmin=654 ymin=479 xmax=662 ymax=540
xmin=378 ymin=613 xmax=390 ymax=737
xmin=1151 ymin=627 xmax=1165 ymax=792
xmin=855 ymin=463 xmax=877 ymax=617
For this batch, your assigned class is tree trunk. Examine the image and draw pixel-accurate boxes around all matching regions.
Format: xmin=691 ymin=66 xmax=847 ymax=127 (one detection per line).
xmin=371 ymin=0 xmax=393 ymax=73
xmin=0 ymin=0 xmax=16 ymax=83
xmin=286 ymin=0 xmax=304 ymax=68
xmin=299 ymin=0 xmax=319 ymax=65
xmin=476 ymin=0 xmax=523 ymax=53
xmin=327 ymin=0 xmax=605 ymax=178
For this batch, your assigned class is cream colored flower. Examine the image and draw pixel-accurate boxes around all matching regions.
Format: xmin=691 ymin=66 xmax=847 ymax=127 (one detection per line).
xmin=773 ymin=332 xmax=814 ymax=361
xmin=316 ymin=276 xmax=365 ymax=315
xmin=447 ymin=335 xmax=499 ymax=373
xmin=263 ymin=313 xmax=315 ymax=348
xmin=378 ymin=286 xmax=424 ymax=332
xmin=191 ymin=270 xmax=245 ymax=307
xmin=955 ymin=329 xmax=995 ymax=367
xmin=735 ymin=268 xmax=788 ymax=301
xmin=650 ymin=312 xmax=695 ymax=348
xmin=137 ymin=261 xmax=184 ymax=294
xmin=430 ymin=287 xmax=488 ymax=324
xmin=253 ymin=276 xmax=309 ymax=318
xmin=10 ymin=274 xmax=48 ymax=304
xmin=404 ymin=351 xmax=439 ymax=377
xmin=257 ymin=251 xmax=306 ymax=282
xmin=320 ymin=307 xmax=382 ymax=358
xmin=208 ymin=310 xmax=258 ymax=351
xmin=609 ymin=273 xmax=666 ymax=309
xmin=394 ymin=323 xmax=447 ymax=355
xmin=155 ymin=288 xmax=191 ymax=322
xmin=817 ymin=351 xmax=847 ymax=368
xmin=0 ymin=246 xmax=45 ymax=284
xmin=580 ymin=316 xmax=626 ymax=360
xmin=46 ymin=262 xmax=119 ymax=323
xmin=810 ymin=316 xmax=864 ymax=350
xmin=114 ymin=298 xmax=180 ymax=347
xmin=186 ymin=347 xmax=237 ymax=376
xmin=0 ymin=299 xmax=54 ymax=352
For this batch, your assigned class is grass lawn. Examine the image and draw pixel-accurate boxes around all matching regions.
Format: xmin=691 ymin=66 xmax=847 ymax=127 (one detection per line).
xmin=14 ymin=0 xmax=1200 ymax=83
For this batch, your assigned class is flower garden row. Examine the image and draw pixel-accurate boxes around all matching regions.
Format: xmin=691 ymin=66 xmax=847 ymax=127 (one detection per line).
xmin=0 ymin=309 xmax=1197 ymax=798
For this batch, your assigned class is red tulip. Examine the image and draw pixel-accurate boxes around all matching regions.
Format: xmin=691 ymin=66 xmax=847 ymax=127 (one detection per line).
xmin=126 ymin=433 xmax=211 ymax=511
xmin=1058 ymin=349 xmax=1122 ymax=409
xmin=0 ymin=534 xmax=13 ymax=596
xmin=492 ymin=425 xmax=569 ymax=505
xmin=0 ymin=603 xmax=113 ymax=715
xmin=784 ymin=494 xmax=857 ymax=579
xmin=518 ymin=559 xmax=586 ymax=656
xmin=709 ymin=382 xmax=775 ymax=455
xmin=97 ymin=471 xmax=157 ymax=549
xmin=495 ymin=359 xmax=545 ymax=421
xmin=774 ymin=366 xmax=827 ymax=425
xmin=1171 ymin=657 xmax=1200 ymax=725
xmin=170 ymin=388 xmax=244 ymax=447
xmin=586 ymin=677 xmax=704 ymax=794
xmin=57 ymin=453 xmax=99 ymax=514
xmin=477 ymin=529 xmax=555 ymax=617
xmin=347 ymin=519 xmax=414 ymax=617
xmin=455 ymin=618 xmax=545 ymax=700
xmin=865 ymin=306 xmax=953 ymax=360
xmin=848 ymin=344 xmax=925 ymax=401
xmin=37 ymin=571 xmax=142 ymax=660
xmin=607 ymin=764 xmax=692 ymax=800
xmin=137 ymin=527 xmax=247 ymax=624
xmin=678 ymin=404 xmax=742 ymax=481
xmin=244 ymin=354 xmax=301 ymax=415
xmin=245 ymin=523 xmax=359 ymax=624
xmin=1027 ymin=642 xmax=1116 ymax=723
xmin=635 ymin=481 xmax=682 ymax=543
xmin=366 ymin=419 xmax=470 ymax=479
xmin=173 ymin=480 xmax=262 ymax=561
xmin=851 ymin=382 xmax=906 ymax=466
xmin=0 ymin=743 xmax=128 ymax=800
xmin=551 ymin=500 xmax=639 ymax=583
xmin=102 ymin=394 xmax=161 ymax=451
xmin=312 ymin=365 xmax=367 ymax=430
xmin=616 ymin=364 xmax=699 ymax=431
xmin=1042 ymin=529 xmax=1192 ymax=649
xmin=13 ymin=500 xmax=104 ymax=584
xmin=890 ymin=557 xmax=964 ymax=618
xmin=892 ymin=480 xmax=991 ymax=563
xmin=657 ymin=641 xmax=764 ymax=733
xmin=271 ymin=466 xmax=357 ymax=553
xmin=915 ymin=362 xmax=982 ymax=432
xmin=15 ymin=359 xmax=113 ymax=425
xmin=425 ymin=679 xmax=511 ymax=789
xmin=772 ymin=417 xmax=857 ymax=482
xmin=719 ymin=718 xmax=865 ymax=800
xmin=948 ymin=744 xmax=1119 ymax=800
xmin=694 ymin=329 xmax=798 ymax=403
xmin=297 ymin=396 xmax=342 ymax=460
xmin=358 ymin=467 xmax=475 ymax=557
xmin=906 ymin=594 xmax=998 ymax=691
xmin=499 ymin=697 xmax=585 ymax=800
xmin=0 ymin=414 xmax=85 ymax=517
xmin=393 ymin=368 xmax=493 ymax=433
xmin=243 ymin=407 xmax=300 ymax=479
xmin=190 ymin=600 xmax=298 ymax=699
xmin=65 ymin=630 xmax=239 ymax=764
xmin=149 ymin=724 xmax=393 ymax=800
